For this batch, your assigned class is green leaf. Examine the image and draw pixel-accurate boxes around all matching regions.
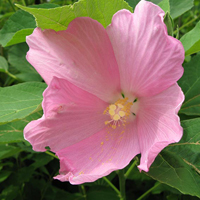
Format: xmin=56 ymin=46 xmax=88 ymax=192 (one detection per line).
xmin=178 ymin=54 xmax=200 ymax=116
xmin=180 ymin=21 xmax=200 ymax=56
xmin=14 ymin=72 xmax=42 ymax=82
xmin=125 ymin=0 xmax=140 ymax=9
xmin=0 ymin=145 xmax=22 ymax=159
xmin=158 ymin=0 xmax=170 ymax=13
xmin=16 ymin=0 xmax=133 ymax=31
xmin=0 ymin=82 xmax=46 ymax=124
xmin=0 ymin=185 xmax=20 ymax=200
xmin=31 ymin=153 xmax=54 ymax=169
xmin=146 ymin=118 xmax=200 ymax=198
xmin=0 ymin=171 xmax=12 ymax=183
xmin=8 ymin=43 xmax=34 ymax=72
xmin=0 ymin=4 xmax=60 ymax=47
xmin=148 ymin=0 xmax=163 ymax=4
xmin=0 ymin=12 xmax=15 ymax=20
xmin=8 ymin=153 xmax=54 ymax=186
xmin=153 ymin=0 xmax=193 ymax=19
xmin=8 ymin=43 xmax=42 ymax=82
xmin=169 ymin=0 xmax=194 ymax=19
xmin=87 ymin=186 xmax=118 ymax=200
xmin=0 ymin=111 xmax=42 ymax=144
xmin=0 ymin=10 xmax=36 ymax=47
xmin=0 ymin=56 xmax=8 ymax=72
xmin=44 ymin=186 xmax=83 ymax=200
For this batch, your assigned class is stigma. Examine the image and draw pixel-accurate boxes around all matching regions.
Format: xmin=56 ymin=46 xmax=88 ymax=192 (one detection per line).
xmin=103 ymin=97 xmax=133 ymax=129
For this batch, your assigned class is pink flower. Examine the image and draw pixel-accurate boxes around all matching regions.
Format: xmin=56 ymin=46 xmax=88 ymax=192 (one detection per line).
xmin=24 ymin=1 xmax=184 ymax=184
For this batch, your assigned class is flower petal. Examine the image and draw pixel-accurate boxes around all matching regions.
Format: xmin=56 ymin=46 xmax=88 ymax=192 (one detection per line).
xmin=26 ymin=17 xmax=120 ymax=101
xmin=54 ymin=123 xmax=140 ymax=184
xmin=24 ymin=77 xmax=108 ymax=152
xmin=106 ymin=1 xmax=184 ymax=97
xmin=137 ymin=84 xmax=184 ymax=172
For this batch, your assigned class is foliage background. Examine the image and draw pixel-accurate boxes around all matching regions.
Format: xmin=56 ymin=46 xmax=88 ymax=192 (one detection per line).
xmin=0 ymin=0 xmax=200 ymax=199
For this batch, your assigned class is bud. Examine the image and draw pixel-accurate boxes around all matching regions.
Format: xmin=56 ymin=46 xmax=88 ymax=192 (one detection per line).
xmin=164 ymin=12 xmax=174 ymax=36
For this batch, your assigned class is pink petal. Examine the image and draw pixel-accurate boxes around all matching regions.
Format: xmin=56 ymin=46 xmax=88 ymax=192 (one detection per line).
xmin=137 ymin=84 xmax=184 ymax=172
xmin=106 ymin=1 xmax=184 ymax=97
xmin=24 ymin=77 xmax=108 ymax=152
xmin=54 ymin=123 xmax=140 ymax=184
xmin=26 ymin=17 xmax=120 ymax=101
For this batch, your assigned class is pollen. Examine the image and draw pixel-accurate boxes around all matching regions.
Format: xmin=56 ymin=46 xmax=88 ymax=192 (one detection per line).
xmin=104 ymin=97 xmax=133 ymax=129
xmin=113 ymin=114 xmax=120 ymax=121
xmin=109 ymin=104 xmax=116 ymax=110
xmin=119 ymin=111 xmax=125 ymax=117
xmin=109 ymin=110 xmax=115 ymax=116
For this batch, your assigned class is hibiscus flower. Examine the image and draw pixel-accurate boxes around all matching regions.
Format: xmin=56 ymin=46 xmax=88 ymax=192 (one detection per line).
xmin=24 ymin=1 xmax=184 ymax=184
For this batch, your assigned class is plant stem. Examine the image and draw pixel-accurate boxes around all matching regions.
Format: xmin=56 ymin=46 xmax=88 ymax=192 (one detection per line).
xmin=6 ymin=71 xmax=18 ymax=80
xmin=7 ymin=0 xmax=16 ymax=12
xmin=79 ymin=185 xmax=87 ymax=200
xmin=174 ymin=15 xmax=199 ymax=34
xmin=136 ymin=182 xmax=161 ymax=200
xmin=124 ymin=160 xmax=137 ymax=179
xmin=45 ymin=151 xmax=59 ymax=159
xmin=118 ymin=169 xmax=126 ymax=200
xmin=103 ymin=177 xmax=121 ymax=196
xmin=3 ymin=71 xmax=19 ymax=86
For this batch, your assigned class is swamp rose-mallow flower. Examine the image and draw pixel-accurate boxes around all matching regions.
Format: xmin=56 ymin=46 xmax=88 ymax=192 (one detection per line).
xmin=24 ymin=1 xmax=185 ymax=184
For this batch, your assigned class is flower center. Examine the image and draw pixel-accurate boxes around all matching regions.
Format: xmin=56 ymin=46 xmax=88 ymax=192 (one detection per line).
xmin=103 ymin=97 xmax=133 ymax=129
